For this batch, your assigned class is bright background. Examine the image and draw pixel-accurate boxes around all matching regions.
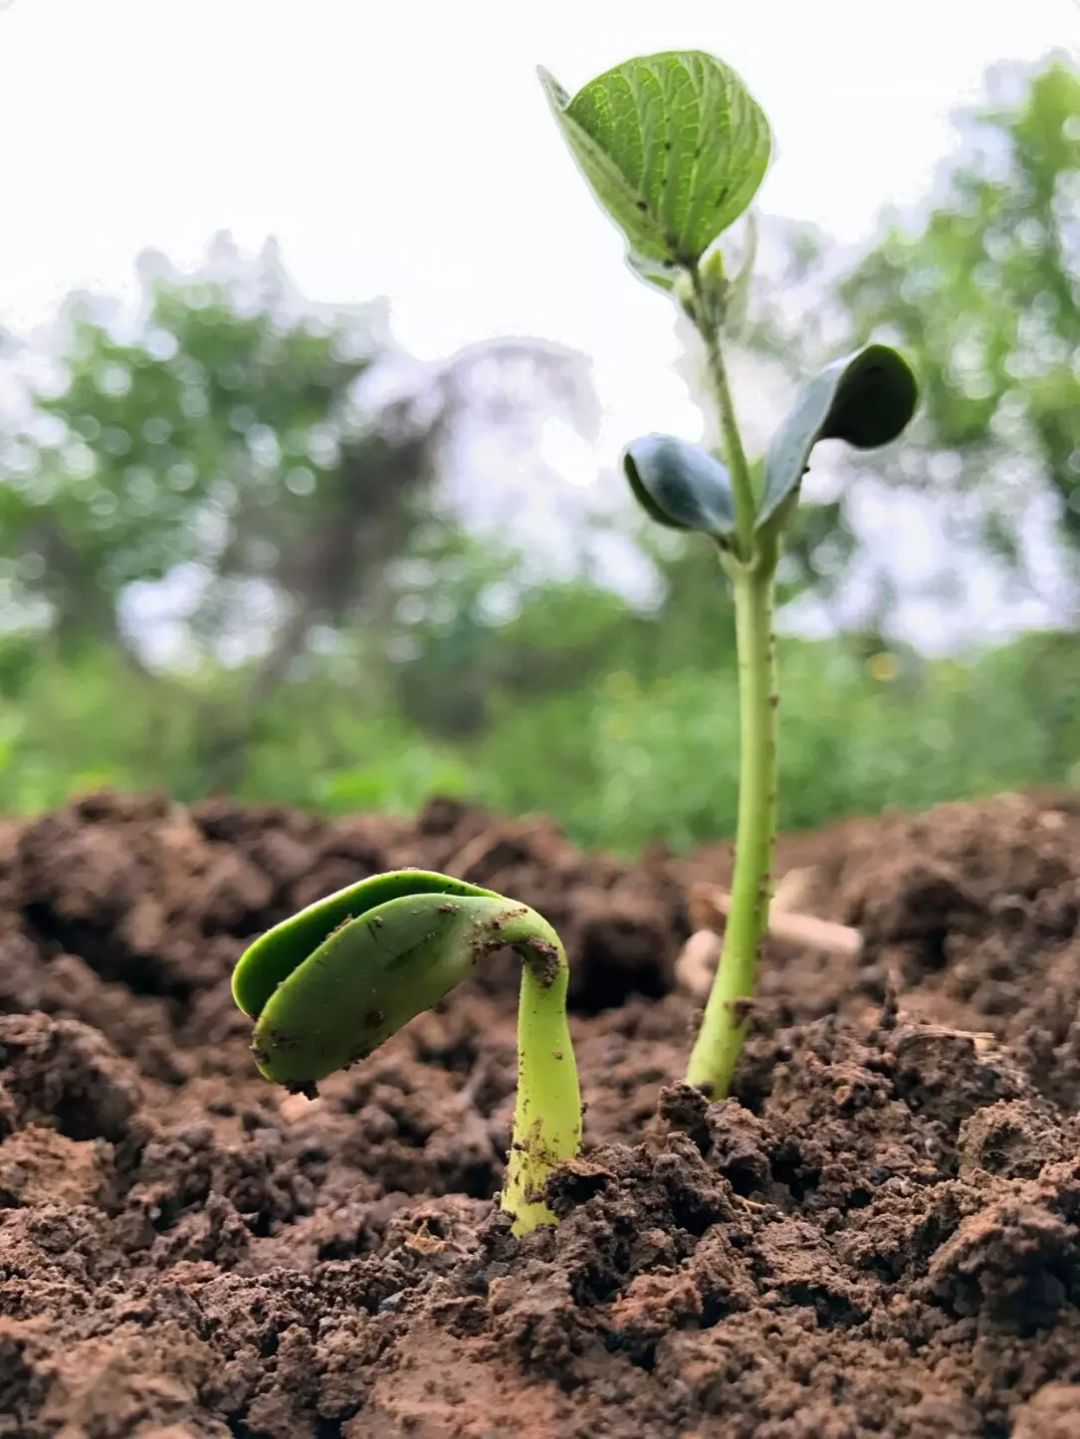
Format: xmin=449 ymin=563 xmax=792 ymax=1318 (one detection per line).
xmin=0 ymin=0 xmax=1077 ymax=847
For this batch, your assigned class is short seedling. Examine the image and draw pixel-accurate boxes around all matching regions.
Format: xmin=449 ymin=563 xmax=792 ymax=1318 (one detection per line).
xmin=543 ymin=53 xmax=917 ymax=1096
xmin=232 ymin=870 xmax=580 ymax=1234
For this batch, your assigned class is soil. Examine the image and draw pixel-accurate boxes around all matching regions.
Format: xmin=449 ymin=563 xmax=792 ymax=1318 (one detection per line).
xmin=1 ymin=788 xmax=1079 ymax=1438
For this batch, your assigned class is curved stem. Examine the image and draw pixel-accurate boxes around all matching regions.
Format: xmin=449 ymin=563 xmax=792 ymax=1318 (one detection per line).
xmin=483 ymin=907 xmax=581 ymax=1235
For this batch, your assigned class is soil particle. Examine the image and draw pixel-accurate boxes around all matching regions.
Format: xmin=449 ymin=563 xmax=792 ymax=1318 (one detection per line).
xmin=0 ymin=789 xmax=1078 ymax=1435
xmin=1013 ymin=1383 xmax=1080 ymax=1438
xmin=0 ymin=1125 xmax=111 ymax=1209
xmin=0 ymin=1013 xmax=143 ymax=1144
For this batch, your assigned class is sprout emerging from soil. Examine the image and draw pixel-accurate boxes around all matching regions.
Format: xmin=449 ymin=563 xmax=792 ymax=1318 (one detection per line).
xmin=232 ymin=870 xmax=581 ymax=1235
xmin=543 ymin=52 xmax=918 ymax=1096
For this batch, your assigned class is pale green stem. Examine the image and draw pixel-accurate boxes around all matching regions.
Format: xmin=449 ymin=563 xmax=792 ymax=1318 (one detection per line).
xmin=686 ymin=557 xmax=779 ymax=1094
xmin=490 ymin=909 xmax=581 ymax=1235
xmin=689 ymin=265 xmax=756 ymax=554
xmin=683 ymin=263 xmax=781 ymax=1097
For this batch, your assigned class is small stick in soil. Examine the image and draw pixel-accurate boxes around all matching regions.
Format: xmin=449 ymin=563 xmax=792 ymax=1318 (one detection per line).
xmin=675 ymin=931 xmax=724 ymax=999
xmin=231 ymin=869 xmax=581 ymax=1236
xmin=689 ymin=881 xmax=864 ymax=963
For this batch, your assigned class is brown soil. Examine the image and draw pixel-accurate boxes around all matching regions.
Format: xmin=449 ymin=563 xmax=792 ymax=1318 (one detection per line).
xmin=1 ymin=789 xmax=1078 ymax=1438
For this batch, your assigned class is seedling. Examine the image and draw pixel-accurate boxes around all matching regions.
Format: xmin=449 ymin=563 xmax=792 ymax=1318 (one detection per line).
xmin=232 ymin=870 xmax=580 ymax=1234
xmin=543 ymin=52 xmax=917 ymax=1095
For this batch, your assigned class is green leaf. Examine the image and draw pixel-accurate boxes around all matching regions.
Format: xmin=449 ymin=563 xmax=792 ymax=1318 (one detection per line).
xmin=540 ymin=52 xmax=771 ymax=286
xmin=758 ymin=345 xmax=918 ymax=529
xmin=624 ymin=435 xmax=736 ymax=539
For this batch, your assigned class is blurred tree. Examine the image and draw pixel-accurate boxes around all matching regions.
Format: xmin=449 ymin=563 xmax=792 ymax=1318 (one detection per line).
xmin=665 ymin=58 xmax=1079 ymax=639
xmin=3 ymin=67 xmax=1076 ymax=832
xmin=0 ymin=237 xmax=593 ymax=782
xmin=839 ymin=59 xmax=1080 ymax=590
xmin=383 ymin=521 xmax=676 ymax=738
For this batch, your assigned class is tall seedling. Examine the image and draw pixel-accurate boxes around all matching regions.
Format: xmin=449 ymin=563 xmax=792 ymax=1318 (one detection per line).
xmin=543 ymin=53 xmax=917 ymax=1095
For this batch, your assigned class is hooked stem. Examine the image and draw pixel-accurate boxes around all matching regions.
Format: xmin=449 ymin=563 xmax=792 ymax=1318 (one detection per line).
xmin=484 ymin=907 xmax=581 ymax=1234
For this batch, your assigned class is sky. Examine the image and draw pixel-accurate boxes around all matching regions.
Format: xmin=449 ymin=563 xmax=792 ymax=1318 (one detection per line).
xmin=1 ymin=1 xmax=1074 ymax=404
xmin=0 ymin=0 xmax=1077 ymax=645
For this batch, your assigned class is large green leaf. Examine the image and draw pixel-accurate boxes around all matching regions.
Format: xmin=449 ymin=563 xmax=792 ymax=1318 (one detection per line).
xmin=540 ymin=52 xmax=771 ymax=287
xmin=624 ymin=434 xmax=736 ymax=539
xmin=758 ymin=345 xmax=918 ymax=529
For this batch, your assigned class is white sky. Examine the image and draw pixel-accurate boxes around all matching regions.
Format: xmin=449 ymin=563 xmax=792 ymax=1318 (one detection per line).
xmin=1 ymin=1 xmax=1075 ymax=405
xmin=0 ymin=0 xmax=1077 ymax=647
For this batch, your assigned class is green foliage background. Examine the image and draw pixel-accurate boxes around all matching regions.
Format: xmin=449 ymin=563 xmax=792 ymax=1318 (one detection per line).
xmin=3 ymin=613 xmax=1077 ymax=855
xmin=0 ymin=59 xmax=1077 ymax=851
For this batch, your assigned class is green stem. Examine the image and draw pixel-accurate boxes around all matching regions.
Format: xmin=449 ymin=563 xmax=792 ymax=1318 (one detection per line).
xmin=491 ymin=908 xmax=581 ymax=1235
xmin=684 ymin=262 xmax=780 ymax=1097
xmin=689 ymin=265 xmax=756 ymax=556
xmin=686 ymin=558 xmax=779 ymax=1094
